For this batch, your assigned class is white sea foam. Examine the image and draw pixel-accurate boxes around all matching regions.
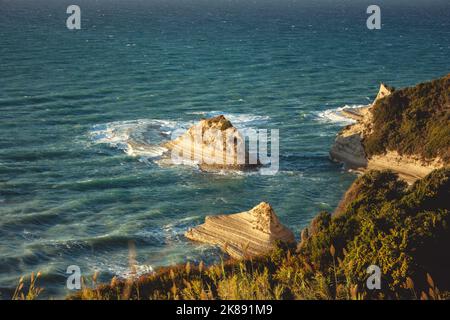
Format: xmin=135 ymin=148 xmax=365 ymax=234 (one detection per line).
xmin=90 ymin=112 xmax=271 ymax=173
xmin=87 ymin=258 xmax=155 ymax=280
xmin=315 ymin=104 xmax=367 ymax=125
xmin=186 ymin=111 xmax=270 ymax=128
xmin=90 ymin=119 xmax=183 ymax=158
xmin=87 ymin=112 xmax=277 ymax=177
xmin=120 ymin=264 xmax=155 ymax=279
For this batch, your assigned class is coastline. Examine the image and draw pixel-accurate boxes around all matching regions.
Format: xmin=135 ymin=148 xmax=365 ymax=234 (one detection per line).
xmin=1 ymin=0 xmax=450 ymax=302
xmin=66 ymin=76 xmax=449 ymax=300
xmin=67 ymin=168 xmax=450 ymax=300
xmin=329 ymin=82 xmax=446 ymax=184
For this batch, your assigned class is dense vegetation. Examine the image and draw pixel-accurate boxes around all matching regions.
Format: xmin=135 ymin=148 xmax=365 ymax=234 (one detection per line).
xmin=58 ymin=168 xmax=449 ymax=300
xmin=363 ymin=74 xmax=450 ymax=161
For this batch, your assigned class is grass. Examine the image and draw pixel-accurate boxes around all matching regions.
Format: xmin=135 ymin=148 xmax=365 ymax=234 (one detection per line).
xmin=12 ymin=272 xmax=43 ymax=300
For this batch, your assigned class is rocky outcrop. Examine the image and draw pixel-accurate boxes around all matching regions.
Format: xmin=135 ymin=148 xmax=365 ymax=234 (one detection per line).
xmin=164 ymin=115 xmax=260 ymax=171
xmin=185 ymin=202 xmax=295 ymax=259
xmin=330 ymin=83 xmax=444 ymax=183
xmin=329 ymin=132 xmax=367 ymax=170
xmin=329 ymin=102 xmax=375 ymax=171
xmin=372 ymin=83 xmax=392 ymax=105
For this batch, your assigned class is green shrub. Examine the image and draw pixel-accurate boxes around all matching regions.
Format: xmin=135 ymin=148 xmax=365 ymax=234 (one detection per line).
xmin=363 ymin=74 xmax=450 ymax=161
xmin=299 ymin=168 xmax=450 ymax=298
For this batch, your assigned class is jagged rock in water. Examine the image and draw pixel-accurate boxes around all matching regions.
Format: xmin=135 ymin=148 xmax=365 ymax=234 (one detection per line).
xmin=185 ymin=202 xmax=295 ymax=259
xmin=164 ymin=115 xmax=260 ymax=171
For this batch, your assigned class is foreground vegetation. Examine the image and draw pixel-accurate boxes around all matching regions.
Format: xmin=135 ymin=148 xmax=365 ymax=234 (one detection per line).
xmin=363 ymin=73 xmax=450 ymax=161
xmin=60 ymin=168 xmax=449 ymax=300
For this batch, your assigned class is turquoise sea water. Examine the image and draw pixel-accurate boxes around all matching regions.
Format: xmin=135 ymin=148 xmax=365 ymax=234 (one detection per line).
xmin=0 ymin=0 xmax=449 ymax=298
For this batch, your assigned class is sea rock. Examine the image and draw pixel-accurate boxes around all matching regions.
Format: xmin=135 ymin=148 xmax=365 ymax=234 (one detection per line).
xmin=164 ymin=115 xmax=260 ymax=171
xmin=185 ymin=202 xmax=295 ymax=259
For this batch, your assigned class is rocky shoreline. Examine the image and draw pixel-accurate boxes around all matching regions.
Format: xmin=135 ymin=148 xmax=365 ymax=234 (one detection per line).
xmin=66 ymin=75 xmax=449 ymax=300
xmin=71 ymin=167 xmax=450 ymax=300
xmin=177 ymin=79 xmax=448 ymax=260
xmin=329 ymin=83 xmax=445 ymax=184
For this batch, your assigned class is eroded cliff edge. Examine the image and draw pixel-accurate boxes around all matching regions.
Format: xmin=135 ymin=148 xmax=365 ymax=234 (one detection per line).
xmin=330 ymin=75 xmax=449 ymax=183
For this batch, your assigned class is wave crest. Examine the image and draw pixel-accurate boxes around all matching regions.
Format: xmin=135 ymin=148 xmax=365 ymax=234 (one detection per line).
xmin=314 ymin=104 xmax=367 ymax=125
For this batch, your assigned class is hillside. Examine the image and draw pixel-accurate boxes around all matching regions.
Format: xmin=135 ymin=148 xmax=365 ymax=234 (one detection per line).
xmin=69 ymin=168 xmax=450 ymax=300
xmin=364 ymin=74 xmax=450 ymax=162
xmin=330 ymin=74 xmax=449 ymax=183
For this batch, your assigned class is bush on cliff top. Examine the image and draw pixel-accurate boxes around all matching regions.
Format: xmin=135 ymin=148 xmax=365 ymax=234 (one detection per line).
xmin=363 ymin=74 xmax=450 ymax=161
xmin=67 ymin=168 xmax=450 ymax=300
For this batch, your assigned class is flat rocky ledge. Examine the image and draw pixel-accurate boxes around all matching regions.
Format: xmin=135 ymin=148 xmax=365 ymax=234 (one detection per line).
xmin=185 ymin=202 xmax=295 ymax=259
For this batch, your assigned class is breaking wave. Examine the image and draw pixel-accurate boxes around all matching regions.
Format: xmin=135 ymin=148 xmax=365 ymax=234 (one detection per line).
xmin=314 ymin=104 xmax=367 ymax=125
xmin=89 ymin=119 xmax=184 ymax=158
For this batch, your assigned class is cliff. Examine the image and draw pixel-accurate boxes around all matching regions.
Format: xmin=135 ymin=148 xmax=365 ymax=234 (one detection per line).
xmin=329 ymin=85 xmax=383 ymax=171
xmin=330 ymin=76 xmax=449 ymax=183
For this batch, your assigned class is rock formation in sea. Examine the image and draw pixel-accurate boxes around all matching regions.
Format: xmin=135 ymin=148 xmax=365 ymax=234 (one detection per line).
xmin=185 ymin=202 xmax=295 ymax=259
xmin=330 ymin=77 xmax=448 ymax=183
xmin=164 ymin=115 xmax=260 ymax=171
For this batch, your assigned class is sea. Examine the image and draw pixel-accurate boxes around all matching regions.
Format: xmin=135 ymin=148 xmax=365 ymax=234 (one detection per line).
xmin=0 ymin=0 xmax=449 ymax=298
